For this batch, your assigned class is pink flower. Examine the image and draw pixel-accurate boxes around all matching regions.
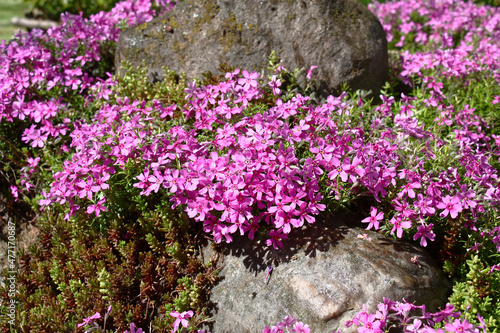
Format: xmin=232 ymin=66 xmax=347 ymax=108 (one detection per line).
xmin=225 ymin=68 xmax=240 ymax=79
xmin=406 ymin=318 xmax=423 ymax=333
xmin=30 ymin=129 xmax=49 ymax=148
xmin=10 ymin=185 xmax=18 ymax=202
xmin=306 ymin=65 xmax=318 ymax=79
xmin=390 ymin=216 xmax=412 ymax=238
xmin=164 ymin=169 xmax=185 ymax=194
xmin=77 ymin=176 xmax=98 ymax=200
xmin=125 ymin=322 xmax=144 ymax=333
xmin=436 ymin=195 xmax=462 ymax=219
xmin=268 ymin=75 xmax=282 ymax=96
xmin=238 ymin=70 xmax=259 ymax=90
xmin=399 ymin=181 xmax=421 ymax=199
xmin=27 ymin=156 xmax=40 ymax=168
xmin=444 ymin=319 xmax=475 ymax=333
xmin=274 ymin=211 xmax=301 ymax=234
xmin=361 ymin=207 xmax=384 ymax=230
xmin=431 ymin=303 xmax=460 ymax=323
xmin=265 ymin=229 xmax=288 ymax=249
xmin=357 ymin=313 xmax=383 ymax=333
xmin=393 ymin=199 xmax=416 ymax=218
xmin=292 ymin=321 xmax=311 ymax=333
xmin=263 ymin=326 xmax=283 ymax=333
xmin=187 ymin=198 xmax=211 ymax=221
xmin=413 ymin=223 xmax=435 ymax=247
xmin=282 ymin=316 xmax=297 ymax=327
xmin=86 ymin=198 xmax=108 ymax=217
xmin=414 ymin=193 xmax=435 ymax=216
xmin=170 ymin=310 xmax=194 ymax=332
xmin=77 ymin=312 xmax=101 ymax=328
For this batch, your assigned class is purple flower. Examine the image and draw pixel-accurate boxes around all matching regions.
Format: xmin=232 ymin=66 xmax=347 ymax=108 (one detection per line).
xmin=265 ymin=266 xmax=273 ymax=284
xmin=357 ymin=313 xmax=383 ymax=333
xmin=170 ymin=310 xmax=194 ymax=332
xmin=390 ymin=216 xmax=412 ymax=238
xmin=265 ymin=229 xmax=288 ymax=249
xmin=444 ymin=319 xmax=475 ymax=333
xmin=431 ymin=303 xmax=460 ymax=323
xmin=361 ymin=207 xmax=384 ymax=230
xmin=281 ymin=316 xmax=297 ymax=327
xmin=292 ymin=321 xmax=310 ymax=333
xmin=399 ymin=181 xmax=421 ymax=199
xmin=77 ymin=312 xmax=101 ymax=328
xmin=268 ymin=75 xmax=282 ymax=96
xmin=238 ymin=70 xmax=259 ymax=90
xmin=306 ymin=65 xmax=317 ymax=79
xmin=86 ymin=198 xmax=108 ymax=217
xmin=414 ymin=193 xmax=435 ymax=217
xmin=10 ymin=185 xmax=18 ymax=202
xmin=406 ymin=318 xmax=423 ymax=333
xmin=413 ymin=223 xmax=436 ymax=247
xmin=125 ymin=322 xmax=144 ymax=333
xmin=436 ymin=195 xmax=462 ymax=219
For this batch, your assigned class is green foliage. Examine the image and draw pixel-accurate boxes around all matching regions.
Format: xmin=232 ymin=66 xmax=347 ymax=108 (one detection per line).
xmin=112 ymin=61 xmax=187 ymax=108
xmin=98 ymin=267 xmax=113 ymax=300
xmin=0 ymin=197 xmax=218 ymax=332
xmin=24 ymin=0 xmax=121 ymax=21
xmin=449 ymin=255 xmax=500 ymax=333
xmin=474 ymin=0 xmax=500 ymax=6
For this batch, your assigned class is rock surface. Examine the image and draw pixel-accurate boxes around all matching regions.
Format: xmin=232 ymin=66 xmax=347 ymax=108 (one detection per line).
xmin=201 ymin=219 xmax=450 ymax=333
xmin=115 ymin=0 xmax=388 ymax=96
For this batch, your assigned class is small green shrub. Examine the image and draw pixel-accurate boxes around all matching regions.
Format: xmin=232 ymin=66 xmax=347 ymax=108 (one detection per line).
xmin=24 ymin=0 xmax=121 ymax=21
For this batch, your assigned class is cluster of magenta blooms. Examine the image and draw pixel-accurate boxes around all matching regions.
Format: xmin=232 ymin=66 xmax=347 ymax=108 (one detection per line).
xmin=2 ymin=0 xmax=500 ymax=331
xmin=78 ymin=301 xmax=476 ymax=333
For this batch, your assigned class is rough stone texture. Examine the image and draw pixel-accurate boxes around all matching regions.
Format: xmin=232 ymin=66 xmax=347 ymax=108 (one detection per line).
xmin=115 ymin=0 xmax=388 ymax=96
xmin=201 ymin=219 xmax=450 ymax=333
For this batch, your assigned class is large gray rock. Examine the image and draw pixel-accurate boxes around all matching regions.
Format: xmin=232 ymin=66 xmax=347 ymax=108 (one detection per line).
xmin=115 ymin=0 xmax=388 ymax=96
xmin=201 ymin=220 xmax=450 ymax=333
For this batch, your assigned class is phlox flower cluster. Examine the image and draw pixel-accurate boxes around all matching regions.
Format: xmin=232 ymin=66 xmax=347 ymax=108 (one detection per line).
xmin=367 ymin=0 xmax=500 ymax=254
xmin=79 ymin=309 xmax=319 ymax=333
xmin=263 ymin=315 xmax=315 ymax=333
xmin=0 ymin=0 xmax=174 ymax=149
xmin=370 ymin=0 xmax=500 ymax=84
xmin=361 ymin=93 xmax=500 ymax=249
xmin=39 ymin=62 xmax=500 ymax=252
xmin=346 ymin=299 xmax=486 ymax=333
xmin=39 ymin=70 xmax=337 ymax=245
xmin=36 ymin=67 xmax=434 ymax=248
xmin=79 ymin=303 xmax=484 ymax=333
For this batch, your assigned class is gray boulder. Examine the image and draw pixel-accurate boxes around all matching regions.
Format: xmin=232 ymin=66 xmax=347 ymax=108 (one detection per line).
xmin=201 ymin=220 xmax=450 ymax=333
xmin=115 ymin=0 xmax=388 ymax=96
